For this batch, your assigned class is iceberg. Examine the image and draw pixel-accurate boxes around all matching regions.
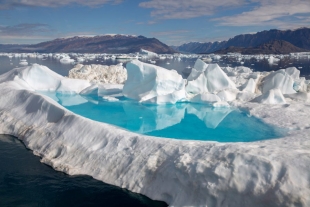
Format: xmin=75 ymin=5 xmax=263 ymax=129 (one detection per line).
xmin=186 ymin=59 xmax=236 ymax=94
xmin=0 ymin=62 xmax=309 ymax=207
xmin=261 ymin=70 xmax=296 ymax=94
xmin=123 ymin=60 xmax=186 ymax=104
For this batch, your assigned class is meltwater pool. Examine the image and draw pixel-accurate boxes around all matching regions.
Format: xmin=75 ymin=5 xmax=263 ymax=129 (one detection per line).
xmin=40 ymin=92 xmax=285 ymax=142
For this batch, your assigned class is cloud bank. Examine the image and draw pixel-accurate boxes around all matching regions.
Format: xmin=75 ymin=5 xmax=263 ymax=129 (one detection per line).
xmin=139 ymin=0 xmax=245 ymax=19
xmin=0 ymin=0 xmax=123 ymax=9
xmin=214 ymin=0 xmax=310 ymax=27
xmin=0 ymin=23 xmax=52 ymax=36
xmin=139 ymin=0 xmax=310 ymax=28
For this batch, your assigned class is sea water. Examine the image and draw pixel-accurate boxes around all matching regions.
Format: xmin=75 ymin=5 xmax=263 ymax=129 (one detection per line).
xmin=40 ymin=92 xmax=285 ymax=142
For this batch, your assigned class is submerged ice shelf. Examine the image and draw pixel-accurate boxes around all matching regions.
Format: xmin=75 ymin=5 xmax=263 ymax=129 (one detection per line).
xmin=40 ymin=91 xmax=284 ymax=142
xmin=0 ymin=61 xmax=309 ymax=207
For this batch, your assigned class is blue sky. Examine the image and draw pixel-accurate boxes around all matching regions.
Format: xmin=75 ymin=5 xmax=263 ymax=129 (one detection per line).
xmin=0 ymin=0 xmax=309 ymax=45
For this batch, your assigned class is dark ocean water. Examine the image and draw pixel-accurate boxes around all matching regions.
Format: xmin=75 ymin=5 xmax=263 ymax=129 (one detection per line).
xmin=0 ymin=135 xmax=167 ymax=207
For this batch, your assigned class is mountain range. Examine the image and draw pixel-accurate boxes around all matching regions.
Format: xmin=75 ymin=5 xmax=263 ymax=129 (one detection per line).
xmin=0 ymin=35 xmax=175 ymax=54
xmin=0 ymin=28 xmax=309 ymax=54
xmin=214 ymin=40 xmax=309 ymax=54
xmin=173 ymin=27 xmax=310 ymax=54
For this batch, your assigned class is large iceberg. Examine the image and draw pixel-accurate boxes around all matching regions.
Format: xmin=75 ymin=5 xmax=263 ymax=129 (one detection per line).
xmin=0 ymin=62 xmax=309 ymax=206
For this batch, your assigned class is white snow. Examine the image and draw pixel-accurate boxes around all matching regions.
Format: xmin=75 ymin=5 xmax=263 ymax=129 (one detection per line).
xmin=0 ymin=61 xmax=309 ymax=207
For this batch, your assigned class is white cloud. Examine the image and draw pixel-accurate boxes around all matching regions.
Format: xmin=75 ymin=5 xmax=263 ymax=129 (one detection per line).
xmin=213 ymin=0 xmax=310 ymax=27
xmin=0 ymin=23 xmax=53 ymax=35
xmin=0 ymin=0 xmax=123 ymax=9
xmin=139 ymin=0 xmax=310 ymax=29
xmin=139 ymin=0 xmax=246 ymax=19
xmin=0 ymin=23 xmax=55 ymax=43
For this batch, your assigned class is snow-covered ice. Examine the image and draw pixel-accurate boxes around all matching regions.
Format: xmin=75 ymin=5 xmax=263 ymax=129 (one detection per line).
xmin=69 ymin=63 xmax=127 ymax=84
xmin=123 ymin=60 xmax=186 ymax=104
xmin=0 ymin=61 xmax=309 ymax=206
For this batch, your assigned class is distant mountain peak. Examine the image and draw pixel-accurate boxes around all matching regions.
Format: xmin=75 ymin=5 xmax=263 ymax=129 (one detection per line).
xmin=174 ymin=27 xmax=310 ymax=54
xmin=214 ymin=39 xmax=309 ymax=54
xmin=0 ymin=34 xmax=175 ymax=54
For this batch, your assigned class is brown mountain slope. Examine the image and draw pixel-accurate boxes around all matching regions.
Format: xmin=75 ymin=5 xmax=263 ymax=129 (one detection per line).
xmin=214 ymin=40 xmax=309 ymax=54
xmin=0 ymin=35 xmax=176 ymax=54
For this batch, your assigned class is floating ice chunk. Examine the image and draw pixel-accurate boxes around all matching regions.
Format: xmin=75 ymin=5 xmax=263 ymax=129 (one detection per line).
xmin=268 ymin=56 xmax=280 ymax=64
xmin=123 ymin=60 xmax=185 ymax=103
xmin=19 ymin=59 xmax=28 ymax=66
xmin=140 ymin=49 xmax=158 ymax=58
xmin=213 ymin=55 xmax=221 ymax=60
xmin=252 ymin=89 xmax=286 ymax=104
xmin=60 ymin=57 xmax=75 ymax=64
xmin=262 ymin=69 xmax=296 ymax=94
xmin=240 ymin=78 xmax=256 ymax=93
xmin=190 ymin=92 xmax=221 ymax=104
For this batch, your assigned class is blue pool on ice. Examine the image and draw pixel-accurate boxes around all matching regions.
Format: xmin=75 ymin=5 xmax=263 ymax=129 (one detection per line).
xmin=41 ymin=92 xmax=285 ymax=142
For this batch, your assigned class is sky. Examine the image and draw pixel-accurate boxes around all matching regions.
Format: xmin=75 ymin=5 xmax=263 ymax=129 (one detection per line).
xmin=0 ymin=0 xmax=309 ymax=46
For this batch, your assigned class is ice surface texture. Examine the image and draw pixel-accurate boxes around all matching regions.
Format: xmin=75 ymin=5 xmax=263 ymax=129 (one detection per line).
xmin=69 ymin=63 xmax=127 ymax=84
xmin=123 ymin=60 xmax=186 ymax=104
xmin=0 ymin=63 xmax=309 ymax=206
